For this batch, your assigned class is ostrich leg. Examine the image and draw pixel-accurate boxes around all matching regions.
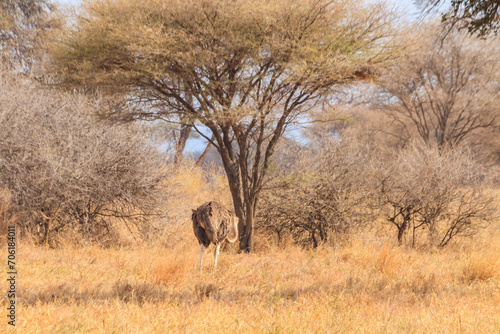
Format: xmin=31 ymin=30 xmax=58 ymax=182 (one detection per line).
xmin=199 ymin=244 xmax=205 ymax=275
xmin=214 ymin=244 xmax=221 ymax=272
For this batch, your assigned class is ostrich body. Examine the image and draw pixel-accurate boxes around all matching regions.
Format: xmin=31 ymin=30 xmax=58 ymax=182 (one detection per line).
xmin=192 ymin=201 xmax=239 ymax=274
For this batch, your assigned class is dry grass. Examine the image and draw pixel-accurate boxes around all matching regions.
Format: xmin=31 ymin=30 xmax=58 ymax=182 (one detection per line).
xmin=0 ymin=188 xmax=15 ymax=237
xmin=1 ymin=227 xmax=500 ymax=333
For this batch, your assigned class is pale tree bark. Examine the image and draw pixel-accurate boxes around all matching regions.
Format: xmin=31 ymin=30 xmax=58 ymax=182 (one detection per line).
xmin=195 ymin=137 xmax=214 ymax=167
xmin=173 ymin=84 xmax=194 ymax=165
xmin=173 ymin=120 xmax=192 ymax=165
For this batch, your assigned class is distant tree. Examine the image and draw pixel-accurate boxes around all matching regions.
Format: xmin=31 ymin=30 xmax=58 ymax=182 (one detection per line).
xmin=0 ymin=0 xmax=57 ymax=71
xmin=48 ymin=0 xmax=401 ymax=252
xmin=376 ymin=26 xmax=500 ymax=149
xmin=418 ymin=0 xmax=500 ymax=36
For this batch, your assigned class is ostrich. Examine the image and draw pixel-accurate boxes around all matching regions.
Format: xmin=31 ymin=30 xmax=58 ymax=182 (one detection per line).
xmin=192 ymin=201 xmax=239 ymax=274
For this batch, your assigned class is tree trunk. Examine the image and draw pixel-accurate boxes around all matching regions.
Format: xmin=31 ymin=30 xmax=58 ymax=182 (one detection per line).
xmin=397 ymin=210 xmax=411 ymax=245
xmin=173 ymin=121 xmax=192 ymax=164
xmin=221 ymin=157 xmax=246 ymax=243
xmin=397 ymin=225 xmax=405 ymax=245
xmin=240 ymin=200 xmax=255 ymax=252
xmin=44 ymin=220 xmax=50 ymax=244
xmin=195 ymin=136 xmax=214 ymax=167
xmin=219 ymin=155 xmax=257 ymax=253
xmin=210 ymin=128 xmax=259 ymax=253
xmin=173 ymin=83 xmax=193 ymax=165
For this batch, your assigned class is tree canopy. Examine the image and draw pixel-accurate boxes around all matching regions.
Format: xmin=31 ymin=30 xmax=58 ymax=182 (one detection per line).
xmin=376 ymin=26 xmax=500 ymax=149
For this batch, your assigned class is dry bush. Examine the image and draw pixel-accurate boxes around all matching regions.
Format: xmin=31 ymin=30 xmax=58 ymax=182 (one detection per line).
xmin=0 ymin=70 xmax=169 ymax=244
xmin=373 ymin=145 xmax=497 ymax=247
xmin=258 ymin=130 xmax=375 ymax=248
xmin=258 ymin=123 xmax=497 ymax=250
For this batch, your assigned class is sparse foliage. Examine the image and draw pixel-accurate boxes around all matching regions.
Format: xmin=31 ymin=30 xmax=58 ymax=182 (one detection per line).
xmin=419 ymin=0 xmax=500 ymax=36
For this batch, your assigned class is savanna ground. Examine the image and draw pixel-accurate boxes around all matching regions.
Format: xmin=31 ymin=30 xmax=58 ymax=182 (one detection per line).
xmin=2 ymin=231 xmax=500 ymax=333
xmin=2 ymin=167 xmax=500 ymax=333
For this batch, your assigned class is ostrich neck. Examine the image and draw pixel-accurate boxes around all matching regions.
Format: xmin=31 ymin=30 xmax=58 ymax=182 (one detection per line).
xmin=226 ymin=218 xmax=238 ymax=243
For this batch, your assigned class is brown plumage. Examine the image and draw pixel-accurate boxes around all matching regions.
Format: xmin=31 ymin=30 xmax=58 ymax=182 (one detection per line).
xmin=192 ymin=201 xmax=239 ymax=274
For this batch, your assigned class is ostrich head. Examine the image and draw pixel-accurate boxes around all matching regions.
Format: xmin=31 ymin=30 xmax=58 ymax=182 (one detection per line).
xmin=226 ymin=216 xmax=239 ymax=243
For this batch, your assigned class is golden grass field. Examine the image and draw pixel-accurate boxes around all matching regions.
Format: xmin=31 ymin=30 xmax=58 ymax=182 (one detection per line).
xmin=2 ymin=227 xmax=500 ymax=333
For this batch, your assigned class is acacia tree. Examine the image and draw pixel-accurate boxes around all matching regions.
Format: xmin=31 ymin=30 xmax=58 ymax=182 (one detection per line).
xmin=376 ymin=27 xmax=500 ymax=149
xmin=49 ymin=0 xmax=399 ymax=252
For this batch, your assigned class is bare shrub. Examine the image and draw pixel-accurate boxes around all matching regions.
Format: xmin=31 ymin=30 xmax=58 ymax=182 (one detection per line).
xmin=374 ymin=145 xmax=497 ymax=247
xmin=258 ymin=131 xmax=374 ymax=248
xmin=0 ymin=71 xmax=168 ymax=244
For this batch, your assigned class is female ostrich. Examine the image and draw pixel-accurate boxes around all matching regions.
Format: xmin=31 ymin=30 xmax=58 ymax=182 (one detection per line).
xmin=192 ymin=201 xmax=239 ymax=274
